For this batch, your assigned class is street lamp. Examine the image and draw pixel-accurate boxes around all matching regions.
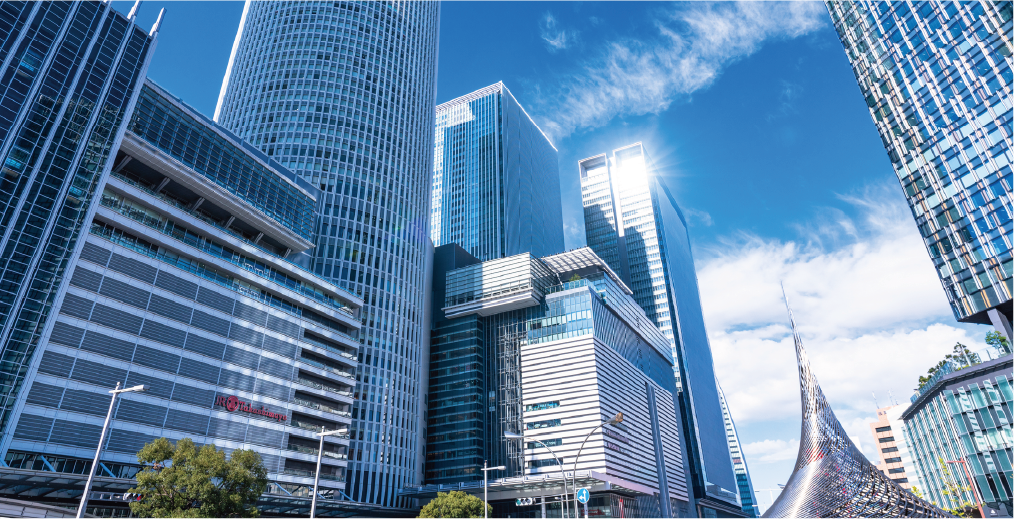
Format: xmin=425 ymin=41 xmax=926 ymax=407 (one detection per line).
xmin=77 ymin=382 xmax=147 ymax=518
xmin=505 ymin=431 xmax=571 ymax=518
xmin=311 ymin=426 xmax=348 ymax=518
xmin=946 ymin=458 xmax=985 ymax=518
xmin=480 ymin=461 xmax=506 ymax=519
xmin=571 ymin=412 xmax=623 ymax=519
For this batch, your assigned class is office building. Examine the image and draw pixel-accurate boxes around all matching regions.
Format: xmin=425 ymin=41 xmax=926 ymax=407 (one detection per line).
xmin=431 ymin=82 xmax=564 ymax=261
xmin=826 ymin=1 xmax=1012 ymax=339
xmin=405 ymin=247 xmax=691 ymax=518
xmin=902 ymin=350 xmax=1013 ymax=516
xmin=579 ymin=142 xmax=741 ymax=516
xmin=213 ymin=0 xmax=440 ymax=508
xmin=868 ymin=404 xmax=921 ymax=490
xmin=0 ymin=79 xmax=364 ymax=516
xmin=0 ymin=0 xmax=157 ymax=442
xmin=719 ymin=384 xmax=758 ymax=518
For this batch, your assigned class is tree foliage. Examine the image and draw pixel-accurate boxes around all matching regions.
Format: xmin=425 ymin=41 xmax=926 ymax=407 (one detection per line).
xmin=128 ymin=437 xmax=267 ymax=518
xmin=936 ymin=457 xmax=977 ymax=518
xmin=916 ymin=343 xmax=980 ymax=390
xmin=418 ymin=491 xmax=490 ymax=518
xmin=985 ymin=331 xmax=1011 ymax=355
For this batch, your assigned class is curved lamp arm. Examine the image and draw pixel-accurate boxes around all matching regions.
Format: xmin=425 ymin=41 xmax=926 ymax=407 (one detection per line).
xmin=571 ymin=413 xmax=623 ymax=519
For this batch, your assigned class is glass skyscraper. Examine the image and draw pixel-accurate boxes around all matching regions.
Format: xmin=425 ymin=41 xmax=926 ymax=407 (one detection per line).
xmin=579 ymin=143 xmax=742 ymax=516
xmin=214 ymin=0 xmax=439 ymax=509
xmin=719 ymin=384 xmax=759 ymax=518
xmin=431 ymin=82 xmax=564 ymax=261
xmin=827 ymin=1 xmax=1012 ymax=340
xmin=0 ymin=1 xmax=157 ymax=440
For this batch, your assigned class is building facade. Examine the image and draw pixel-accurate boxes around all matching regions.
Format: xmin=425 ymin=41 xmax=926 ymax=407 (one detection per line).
xmin=213 ymin=0 xmax=440 ymax=508
xmin=0 ymin=79 xmax=364 ymax=516
xmin=902 ymin=353 xmax=1013 ymax=516
xmin=0 ymin=0 xmax=157 ymax=443
xmin=579 ymin=143 xmax=741 ymax=515
xmin=718 ymin=384 xmax=758 ymax=518
xmin=431 ymin=82 xmax=564 ymax=261
xmin=826 ymin=1 xmax=1013 ymax=339
xmin=868 ymin=404 xmax=921 ymax=490
xmin=409 ymin=247 xmax=691 ymax=518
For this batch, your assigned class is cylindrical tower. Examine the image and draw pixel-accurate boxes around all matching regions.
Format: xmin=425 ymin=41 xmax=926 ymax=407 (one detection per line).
xmin=215 ymin=1 xmax=439 ymax=508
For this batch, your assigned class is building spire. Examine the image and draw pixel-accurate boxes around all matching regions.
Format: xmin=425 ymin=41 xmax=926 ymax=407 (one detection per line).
xmin=763 ymin=285 xmax=950 ymax=518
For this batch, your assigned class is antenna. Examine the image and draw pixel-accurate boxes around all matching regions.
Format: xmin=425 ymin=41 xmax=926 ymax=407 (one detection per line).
xmin=872 ymin=391 xmax=879 ymax=409
xmin=889 ymin=390 xmax=897 ymax=406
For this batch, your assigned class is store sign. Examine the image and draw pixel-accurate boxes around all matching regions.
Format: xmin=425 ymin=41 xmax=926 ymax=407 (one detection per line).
xmin=215 ymin=395 xmax=287 ymax=422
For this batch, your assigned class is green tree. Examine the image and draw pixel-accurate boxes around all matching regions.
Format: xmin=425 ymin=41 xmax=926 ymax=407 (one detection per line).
xmin=418 ymin=491 xmax=490 ymax=518
xmin=985 ymin=331 xmax=1011 ymax=355
xmin=916 ymin=343 xmax=981 ymax=390
xmin=936 ymin=457 xmax=976 ymax=518
xmin=128 ymin=437 xmax=267 ymax=518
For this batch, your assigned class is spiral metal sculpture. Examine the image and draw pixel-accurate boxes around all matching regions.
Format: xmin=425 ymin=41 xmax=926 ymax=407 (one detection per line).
xmin=762 ymin=294 xmax=952 ymax=518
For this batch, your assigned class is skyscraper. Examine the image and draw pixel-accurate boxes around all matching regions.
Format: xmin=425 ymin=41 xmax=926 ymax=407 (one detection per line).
xmin=868 ymin=404 xmax=921 ymax=491
xmin=0 ymin=0 xmax=158 ymax=440
xmin=826 ymin=1 xmax=1012 ymax=340
xmin=579 ymin=143 xmax=742 ymax=516
xmin=431 ymin=82 xmax=564 ymax=261
xmin=214 ymin=1 xmax=439 ymax=508
xmin=719 ymin=384 xmax=759 ymax=518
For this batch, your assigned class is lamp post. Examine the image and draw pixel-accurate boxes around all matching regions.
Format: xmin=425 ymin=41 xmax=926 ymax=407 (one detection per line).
xmin=946 ymin=458 xmax=985 ymax=518
xmin=505 ymin=431 xmax=570 ymax=517
xmin=311 ymin=426 xmax=348 ymax=518
xmin=480 ymin=460 xmax=506 ymax=519
xmin=571 ymin=412 xmax=623 ymax=519
xmin=77 ymin=382 xmax=147 ymax=518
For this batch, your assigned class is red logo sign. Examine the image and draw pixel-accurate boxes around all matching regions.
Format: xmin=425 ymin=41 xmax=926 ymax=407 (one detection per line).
xmin=215 ymin=395 xmax=287 ymax=422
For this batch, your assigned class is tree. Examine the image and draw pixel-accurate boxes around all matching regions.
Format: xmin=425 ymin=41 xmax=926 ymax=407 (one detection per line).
xmin=936 ymin=457 xmax=976 ymax=518
xmin=916 ymin=343 xmax=981 ymax=390
xmin=129 ymin=437 xmax=267 ymax=518
xmin=985 ymin=331 xmax=1011 ymax=355
xmin=418 ymin=491 xmax=490 ymax=518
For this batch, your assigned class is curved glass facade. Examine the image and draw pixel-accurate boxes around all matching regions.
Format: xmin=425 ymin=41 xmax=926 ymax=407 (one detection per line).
xmin=214 ymin=0 xmax=439 ymax=508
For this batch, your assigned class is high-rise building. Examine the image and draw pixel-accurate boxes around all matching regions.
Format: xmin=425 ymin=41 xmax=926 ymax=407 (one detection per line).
xmin=431 ymin=82 xmax=564 ymax=261
xmin=406 ymin=246 xmax=691 ymax=518
xmin=0 ymin=79 xmax=365 ymax=517
xmin=0 ymin=0 xmax=158 ymax=441
xmin=213 ymin=1 xmax=440 ymax=508
xmin=868 ymin=404 xmax=921 ymax=491
xmin=902 ymin=350 xmax=1012 ymax=516
xmin=718 ymin=384 xmax=759 ymax=518
xmin=826 ymin=1 xmax=1012 ymax=340
xmin=579 ymin=142 xmax=742 ymax=516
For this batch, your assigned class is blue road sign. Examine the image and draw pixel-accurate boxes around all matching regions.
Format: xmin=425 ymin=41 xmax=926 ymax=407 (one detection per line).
xmin=576 ymin=488 xmax=590 ymax=504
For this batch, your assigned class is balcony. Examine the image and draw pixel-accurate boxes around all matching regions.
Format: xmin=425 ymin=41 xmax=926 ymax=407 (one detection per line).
xmin=286 ymin=443 xmax=348 ymax=461
xmin=296 ymin=376 xmax=353 ymax=399
xmin=299 ymin=356 xmax=354 ymax=379
xmin=281 ymin=467 xmax=345 ymax=482
xmin=294 ymin=396 xmax=352 ymax=417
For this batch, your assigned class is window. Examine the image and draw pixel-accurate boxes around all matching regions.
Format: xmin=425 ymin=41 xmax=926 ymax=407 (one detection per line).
xmin=888 ymin=467 xmax=906 ymax=474
xmin=882 ymin=447 xmax=900 ymax=453
xmin=884 ymin=457 xmax=903 ymax=463
xmin=876 ymin=426 xmax=892 ymax=433
xmin=527 ymin=438 xmax=562 ymax=450
xmin=525 ymin=401 xmax=560 ymax=412
xmin=529 ymin=459 xmax=560 ymax=468
xmin=879 ymin=436 xmax=896 ymax=443
xmin=526 ymin=419 xmax=561 ymax=430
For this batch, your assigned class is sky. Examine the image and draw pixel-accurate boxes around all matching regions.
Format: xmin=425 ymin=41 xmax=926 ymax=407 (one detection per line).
xmin=116 ymin=1 xmax=996 ymax=513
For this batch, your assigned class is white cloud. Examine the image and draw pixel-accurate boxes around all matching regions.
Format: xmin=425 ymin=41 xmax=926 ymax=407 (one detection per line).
xmin=540 ymin=12 xmax=576 ymax=53
xmin=682 ymin=207 xmax=714 ymax=227
xmin=743 ymin=438 xmax=799 ymax=464
xmin=699 ymin=184 xmax=992 ymax=467
xmin=535 ymin=2 xmax=827 ymax=140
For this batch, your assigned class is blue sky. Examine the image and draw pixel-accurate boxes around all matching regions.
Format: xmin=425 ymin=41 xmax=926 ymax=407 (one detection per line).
xmin=118 ymin=1 xmax=995 ymax=512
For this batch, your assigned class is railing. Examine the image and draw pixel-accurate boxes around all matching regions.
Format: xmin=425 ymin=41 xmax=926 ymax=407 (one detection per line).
xmin=108 ymin=170 xmax=360 ymax=305
xmin=296 ymin=377 xmax=353 ymax=398
xmin=299 ymin=356 xmax=354 ymax=379
xmin=281 ymin=467 xmax=345 ymax=481
xmin=910 ymin=345 xmax=1010 ymax=403
xmin=285 ymin=443 xmax=348 ymax=460
xmin=294 ymin=396 xmax=352 ymax=417
xmin=290 ymin=421 xmax=349 ymax=438
xmin=102 ymin=178 xmax=355 ymax=317
xmin=302 ymin=335 xmax=357 ymax=361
